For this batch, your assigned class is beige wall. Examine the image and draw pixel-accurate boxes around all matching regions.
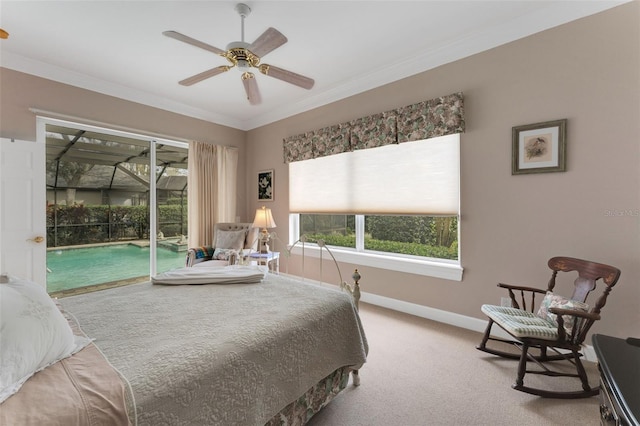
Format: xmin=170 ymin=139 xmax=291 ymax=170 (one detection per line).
xmin=0 ymin=3 xmax=637 ymax=339
xmin=245 ymin=2 xmax=639 ymax=338
xmin=0 ymin=69 xmax=248 ymax=217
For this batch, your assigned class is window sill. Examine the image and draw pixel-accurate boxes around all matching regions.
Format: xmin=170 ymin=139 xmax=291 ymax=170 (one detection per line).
xmin=289 ymin=245 xmax=463 ymax=281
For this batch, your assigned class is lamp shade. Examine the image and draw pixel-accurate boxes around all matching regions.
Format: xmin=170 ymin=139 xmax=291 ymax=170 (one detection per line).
xmin=252 ymin=206 xmax=276 ymax=229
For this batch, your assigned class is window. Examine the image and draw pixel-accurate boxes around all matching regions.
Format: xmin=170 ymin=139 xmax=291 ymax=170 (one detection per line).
xmin=299 ymin=214 xmax=457 ymax=260
xmin=289 ymin=134 xmax=462 ymax=281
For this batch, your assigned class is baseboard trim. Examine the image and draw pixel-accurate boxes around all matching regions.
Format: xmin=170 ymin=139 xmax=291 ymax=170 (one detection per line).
xmin=359 ymin=291 xmax=597 ymax=362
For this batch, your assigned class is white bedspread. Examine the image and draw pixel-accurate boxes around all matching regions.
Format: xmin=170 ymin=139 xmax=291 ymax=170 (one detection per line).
xmin=61 ymin=273 xmax=368 ymax=426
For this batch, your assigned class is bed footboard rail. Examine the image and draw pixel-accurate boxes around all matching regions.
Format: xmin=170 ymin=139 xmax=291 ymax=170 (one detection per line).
xmin=340 ymin=269 xmax=362 ymax=311
xmin=280 ymin=236 xmax=362 ymax=305
xmin=339 ymin=268 xmax=363 ymax=386
xmin=276 ymin=235 xmax=364 ymax=387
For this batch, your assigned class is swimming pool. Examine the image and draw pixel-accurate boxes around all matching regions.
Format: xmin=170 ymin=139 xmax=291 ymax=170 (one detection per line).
xmin=47 ymin=244 xmax=185 ymax=293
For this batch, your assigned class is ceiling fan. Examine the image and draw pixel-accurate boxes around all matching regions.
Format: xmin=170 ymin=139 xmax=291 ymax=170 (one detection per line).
xmin=163 ymin=3 xmax=314 ymax=105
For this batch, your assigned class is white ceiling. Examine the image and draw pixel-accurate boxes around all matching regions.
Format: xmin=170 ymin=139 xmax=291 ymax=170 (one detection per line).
xmin=0 ymin=1 xmax=627 ymax=131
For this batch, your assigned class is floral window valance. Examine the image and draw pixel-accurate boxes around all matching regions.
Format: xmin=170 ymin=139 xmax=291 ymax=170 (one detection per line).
xmin=283 ymin=92 xmax=464 ymax=163
xmin=313 ymin=123 xmax=350 ymax=159
xmin=350 ymin=112 xmax=397 ymax=151
xmin=396 ymin=93 xmax=465 ymax=143
xmin=283 ymin=132 xmax=314 ymax=163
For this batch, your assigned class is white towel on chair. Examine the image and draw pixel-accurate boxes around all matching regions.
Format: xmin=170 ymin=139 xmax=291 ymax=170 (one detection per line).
xmin=152 ymin=265 xmax=266 ymax=285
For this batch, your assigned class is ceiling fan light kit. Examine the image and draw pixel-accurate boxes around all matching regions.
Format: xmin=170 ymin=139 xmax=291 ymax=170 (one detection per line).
xmin=163 ymin=2 xmax=314 ymax=105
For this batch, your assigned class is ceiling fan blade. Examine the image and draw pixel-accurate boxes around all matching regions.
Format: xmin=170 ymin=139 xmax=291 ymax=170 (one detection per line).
xmin=242 ymin=72 xmax=261 ymax=105
xmin=249 ymin=27 xmax=287 ymax=58
xmin=179 ymin=66 xmax=230 ymax=86
xmin=163 ymin=30 xmax=225 ymax=55
xmin=258 ymin=64 xmax=314 ymax=90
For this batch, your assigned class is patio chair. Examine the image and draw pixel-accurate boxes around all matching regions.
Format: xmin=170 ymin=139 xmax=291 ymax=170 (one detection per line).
xmin=476 ymin=256 xmax=621 ymax=398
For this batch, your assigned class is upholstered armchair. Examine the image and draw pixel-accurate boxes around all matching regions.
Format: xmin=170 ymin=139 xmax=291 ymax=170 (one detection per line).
xmin=185 ymin=223 xmax=259 ymax=268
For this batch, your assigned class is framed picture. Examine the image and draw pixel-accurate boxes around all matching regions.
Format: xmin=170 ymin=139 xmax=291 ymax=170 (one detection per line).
xmin=257 ymin=169 xmax=274 ymax=201
xmin=512 ymin=119 xmax=567 ymax=175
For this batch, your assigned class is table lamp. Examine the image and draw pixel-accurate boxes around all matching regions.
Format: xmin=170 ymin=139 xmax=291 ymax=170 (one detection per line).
xmin=252 ymin=206 xmax=276 ymax=253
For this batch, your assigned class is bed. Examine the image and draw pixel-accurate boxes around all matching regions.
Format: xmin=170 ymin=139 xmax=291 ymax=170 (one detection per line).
xmin=0 ymin=262 xmax=367 ymax=425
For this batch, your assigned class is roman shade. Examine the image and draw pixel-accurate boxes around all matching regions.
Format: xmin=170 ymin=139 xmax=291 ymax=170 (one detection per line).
xmin=289 ymin=134 xmax=460 ymax=215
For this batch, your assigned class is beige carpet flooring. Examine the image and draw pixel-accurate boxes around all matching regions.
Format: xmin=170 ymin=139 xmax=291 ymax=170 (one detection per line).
xmin=307 ymin=302 xmax=601 ymax=426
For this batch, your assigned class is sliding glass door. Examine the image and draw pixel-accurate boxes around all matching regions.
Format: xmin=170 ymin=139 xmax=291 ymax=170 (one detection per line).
xmin=42 ymin=118 xmax=188 ymax=295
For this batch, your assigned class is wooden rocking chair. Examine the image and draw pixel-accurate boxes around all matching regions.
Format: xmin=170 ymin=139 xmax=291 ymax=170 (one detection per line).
xmin=476 ymin=256 xmax=621 ymax=398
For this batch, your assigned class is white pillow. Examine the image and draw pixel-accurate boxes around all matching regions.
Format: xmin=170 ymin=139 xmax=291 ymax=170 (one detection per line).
xmin=213 ymin=247 xmax=237 ymax=261
xmin=215 ymin=229 xmax=247 ymax=250
xmin=0 ymin=276 xmax=91 ymax=403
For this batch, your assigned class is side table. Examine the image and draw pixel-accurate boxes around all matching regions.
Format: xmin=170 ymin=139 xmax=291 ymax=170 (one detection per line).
xmin=592 ymin=334 xmax=640 ymax=425
xmin=248 ymin=251 xmax=280 ymax=273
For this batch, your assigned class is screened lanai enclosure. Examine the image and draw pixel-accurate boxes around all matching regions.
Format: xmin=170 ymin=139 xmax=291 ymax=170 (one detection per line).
xmin=45 ymin=123 xmax=189 ymax=295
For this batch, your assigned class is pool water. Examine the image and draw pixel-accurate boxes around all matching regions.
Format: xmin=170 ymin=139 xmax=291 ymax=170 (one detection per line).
xmin=47 ymin=244 xmax=185 ymax=292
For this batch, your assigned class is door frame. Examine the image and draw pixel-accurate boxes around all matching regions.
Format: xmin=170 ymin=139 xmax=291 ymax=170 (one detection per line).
xmin=0 ymin=137 xmax=47 ymax=285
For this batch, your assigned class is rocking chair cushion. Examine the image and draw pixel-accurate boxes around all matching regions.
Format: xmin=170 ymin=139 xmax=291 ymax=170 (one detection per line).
xmin=481 ymin=305 xmax=560 ymax=340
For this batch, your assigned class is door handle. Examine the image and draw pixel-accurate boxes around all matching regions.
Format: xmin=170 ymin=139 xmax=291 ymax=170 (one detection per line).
xmin=27 ymin=236 xmax=45 ymax=243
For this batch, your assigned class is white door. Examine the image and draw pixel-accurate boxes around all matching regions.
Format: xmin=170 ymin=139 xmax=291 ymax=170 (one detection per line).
xmin=0 ymin=138 xmax=47 ymax=286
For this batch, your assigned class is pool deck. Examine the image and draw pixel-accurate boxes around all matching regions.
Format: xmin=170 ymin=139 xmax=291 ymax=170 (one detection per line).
xmin=47 ymin=240 xmax=143 ymax=251
xmin=50 ymin=275 xmax=149 ymax=298
xmin=130 ymin=240 xmax=150 ymax=248
xmin=48 ymin=239 xmax=189 ymax=251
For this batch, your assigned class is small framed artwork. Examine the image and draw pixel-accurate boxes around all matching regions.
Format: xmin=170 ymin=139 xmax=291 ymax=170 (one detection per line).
xmin=512 ymin=119 xmax=567 ymax=175
xmin=257 ymin=169 xmax=274 ymax=201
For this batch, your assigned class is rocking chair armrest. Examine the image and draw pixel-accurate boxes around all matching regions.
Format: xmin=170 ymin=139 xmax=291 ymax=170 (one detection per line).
xmin=549 ymin=307 xmax=600 ymax=322
xmin=497 ymin=283 xmax=547 ymax=294
xmin=551 ymin=308 xmax=600 ymax=342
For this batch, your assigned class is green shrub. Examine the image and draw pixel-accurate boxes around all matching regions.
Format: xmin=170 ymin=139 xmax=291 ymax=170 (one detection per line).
xmin=303 ymin=232 xmax=457 ymax=260
xmin=304 ymin=233 xmax=355 ymax=247
xmin=47 ymin=203 xmax=187 ymax=247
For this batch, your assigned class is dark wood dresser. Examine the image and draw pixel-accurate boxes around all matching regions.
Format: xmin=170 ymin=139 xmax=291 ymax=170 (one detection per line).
xmin=592 ymin=334 xmax=640 ymax=426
